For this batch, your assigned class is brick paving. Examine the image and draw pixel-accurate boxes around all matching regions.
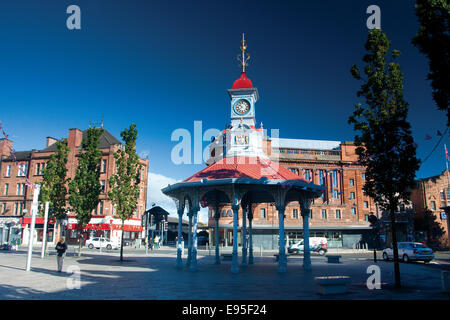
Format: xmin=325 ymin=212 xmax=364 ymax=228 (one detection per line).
xmin=0 ymin=247 xmax=449 ymax=300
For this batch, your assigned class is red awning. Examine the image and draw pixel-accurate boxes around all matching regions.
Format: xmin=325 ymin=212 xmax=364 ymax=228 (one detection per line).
xmin=22 ymin=218 xmax=56 ymax=224
xmin=67 ymin=223 xmax=143 ymax=232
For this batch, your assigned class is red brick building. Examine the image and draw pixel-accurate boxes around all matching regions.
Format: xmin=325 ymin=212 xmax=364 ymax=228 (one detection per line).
xmin=0 ymin=127 xmax=149 ymax=245
xmin=207 ymin=137 xmax=380 ymax=249
xmin=411 ymin=169 xmax=450 ymax=248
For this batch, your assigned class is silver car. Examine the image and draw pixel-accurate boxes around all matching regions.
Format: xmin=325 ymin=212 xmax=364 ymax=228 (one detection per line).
xmin=382 ymin=242 xmax=434 ymax=263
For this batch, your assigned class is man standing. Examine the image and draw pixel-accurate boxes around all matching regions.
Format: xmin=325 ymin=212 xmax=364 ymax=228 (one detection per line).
xmin=55 ymin=236 xmax=68 ymax=272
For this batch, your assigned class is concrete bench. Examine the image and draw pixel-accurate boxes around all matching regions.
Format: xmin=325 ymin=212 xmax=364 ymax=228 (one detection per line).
xmin=221 ymin=254 xmax=233 ymax=261
xmin=327 ymin=255 xmax=341 ymax=263
xmin=274 ymin=254 xmax=290 ymax=262
xmin=442 ymin=271 xmax=450 ymax=292
xmin=315 ymin=276 xmax=351 ymax=295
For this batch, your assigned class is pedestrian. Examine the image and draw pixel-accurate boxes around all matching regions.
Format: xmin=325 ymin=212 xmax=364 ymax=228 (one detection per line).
xmin=149 ymin=237 xmax=154 ymax=250
xmin=154 ymin=235 xmax=159 ymax=249
xmin=55 ymin=236 xmax=67 ymax=272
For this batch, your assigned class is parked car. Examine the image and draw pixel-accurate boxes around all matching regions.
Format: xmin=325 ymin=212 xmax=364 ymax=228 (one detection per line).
xmin=382 ymin=242 xmax=434 ymax=263
xmin=287 ymin=237 xmax=327 ymax=256
xmin=86 ymin=237 xmax=120 ymax=250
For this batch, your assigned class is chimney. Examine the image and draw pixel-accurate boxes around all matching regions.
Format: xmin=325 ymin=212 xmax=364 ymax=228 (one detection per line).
xmin=46 ymin=137 xmax=58 ymax=148
xmin=0 ymin=139 xmax=13 ymax=158
xmin=68 ymin=128 xmax=83 ymax=148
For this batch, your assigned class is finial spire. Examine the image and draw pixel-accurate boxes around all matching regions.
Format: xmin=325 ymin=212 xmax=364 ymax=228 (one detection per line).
xmin=237 ymin=33 xmax=250 ymax=72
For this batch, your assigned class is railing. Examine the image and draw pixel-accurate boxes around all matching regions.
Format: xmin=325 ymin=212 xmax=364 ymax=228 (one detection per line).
xmin=275 ymin=149 xmax=341 ymax=161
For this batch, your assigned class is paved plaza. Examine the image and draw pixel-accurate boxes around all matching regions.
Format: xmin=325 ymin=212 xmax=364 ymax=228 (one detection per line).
xmin=1 ymin=246 xmax=450 ymax=300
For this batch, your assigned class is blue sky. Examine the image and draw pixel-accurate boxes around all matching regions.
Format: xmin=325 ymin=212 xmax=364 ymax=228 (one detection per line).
xmin=1 ymin=1 xmax=448 ymax=217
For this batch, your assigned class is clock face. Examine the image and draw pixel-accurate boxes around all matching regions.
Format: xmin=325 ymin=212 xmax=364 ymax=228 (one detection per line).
xmin=234 ymin=99 xmax=250 ymax=115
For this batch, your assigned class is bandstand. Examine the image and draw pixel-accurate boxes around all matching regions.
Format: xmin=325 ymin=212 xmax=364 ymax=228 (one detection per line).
xmin=162 ymin=34 xmax=323 ymax=273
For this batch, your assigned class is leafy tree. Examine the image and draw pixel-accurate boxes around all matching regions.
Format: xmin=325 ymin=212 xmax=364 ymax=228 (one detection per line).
xmin=39 ymin=138 xmax=70 ymax=252
xmin=349 ymin=29 xmax=421 ymax=288
xmin=69 ymin=128 xmax=103 ymax=257
xmin=412 ymin=0 xmax=450 ymax=126
xmin=108 ymin=124 xmax=142 ymax=261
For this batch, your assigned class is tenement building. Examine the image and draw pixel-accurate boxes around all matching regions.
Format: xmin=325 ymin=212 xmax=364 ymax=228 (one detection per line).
xmin=0 ymin=127 xmax=148 ymax=245
xmin=205 ymin=59 xmax=377 ymax=250
xmin=411 ymin=169 xmax=450 ymax=248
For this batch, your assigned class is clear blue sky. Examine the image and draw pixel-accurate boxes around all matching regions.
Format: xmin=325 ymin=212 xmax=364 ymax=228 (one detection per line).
xmin=1 ymin=0 xmax=448 ymax=184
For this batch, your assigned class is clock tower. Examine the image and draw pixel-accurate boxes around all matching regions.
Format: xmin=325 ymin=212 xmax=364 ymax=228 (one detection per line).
xmin=207 ymin=34 xmax=266 ymax=164
xmin=228 ymin=33 xmax=259 ymax=128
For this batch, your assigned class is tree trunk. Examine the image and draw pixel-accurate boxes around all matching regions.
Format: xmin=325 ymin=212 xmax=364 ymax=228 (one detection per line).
xmin=120 ymin=220 xmax=124 ymax=261
xmin=390 ymin=206 xmax=401 ymax=288
xmin=78 ymin=231 xmax=82 ymax=257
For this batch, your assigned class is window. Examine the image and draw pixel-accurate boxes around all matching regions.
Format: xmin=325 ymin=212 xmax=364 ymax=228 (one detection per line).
xmin=362 ymin=173 xmax=366 ymax=180
xmin=35 ymin=163 xmax=45 ymax=175
xmin=304 ymin=169 xmax=311 ymax=181
xmin=1 ymin=203 xmax=6 ymax=214
xmin=321 ymin=209 xmax=327 ymax=219
xmin=124 ymin=231 xmax=130 ymax=239
xmin=319 ymin=170 xmax=324 ymax=186
xmin=364 ymin=201 xmax=369 ymax=208
xmin=260 ymin=208 xmax=266 ymax=219
xmin=293 ymin=209 xmax=298 ymax=219
xmin=349 ymin=179 xmax=354 ymax=186
xmin=18 ymin=164 xmax=28 ymax=177
xmin=227 ymin=209 xmax=233 ymax=217
xmin=365 ymin=214 xmax=369 ymax=221
xmin=332 ymin=170 xmax=337 ymax=187
xmin=447 ymin=189 xmax=450 ymax=200
xmin=16 ymin=183 xmax=25 ymax=196
xmin=350 ymin=192 xmax=355 ymax=199
xmin=4 ymin=184 xmax=8 ymax=196
xmin=101 ymin=160 xmax=107 ymax=173
xmin=351 ymin=207 xmax=356 ymax=215
xmin=441 ymin=191 xmax=445 ymax=200
xmin=14 ymin=203 xmax=18 ymax=215
xmin=430 ymin=201 xmax=436 ymax=211
xmin=334 ymin=190 xmax=338 ymax=199
xmin=100 ymin=180 xmax=106 ymax=193
xmin=6 ymin=165 xmax=11 ymax=177
xmin=441 ymin=201 xmax=446 ymax=208
xmin=99 ymin=201 xmax=103 ymax=215
xmin=336 ymin=209 xmax=341 ymax=219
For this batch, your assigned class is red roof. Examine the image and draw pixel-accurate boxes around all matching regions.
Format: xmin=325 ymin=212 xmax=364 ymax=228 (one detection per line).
xmin=232 ymin=72 xmax=253 ymax=89
xmin=183 ymin=157 xmax=308 ymax=182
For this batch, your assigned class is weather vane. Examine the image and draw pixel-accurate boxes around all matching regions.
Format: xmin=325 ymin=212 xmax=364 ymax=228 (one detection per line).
xmin=237 ymin=33 xmax=250 ymax=72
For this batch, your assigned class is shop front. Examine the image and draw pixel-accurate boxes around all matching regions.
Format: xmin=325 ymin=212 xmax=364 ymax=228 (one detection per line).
xmin=66 ymin=216 xmax=143 ymax=245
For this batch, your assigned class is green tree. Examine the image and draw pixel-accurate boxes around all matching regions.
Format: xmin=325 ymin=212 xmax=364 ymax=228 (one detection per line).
xmin=349 ymin=29 xmax=421 ymax=288
xmin=108 ymin=124 xmax=142 ymax=261
xmin=39 ymin=139 xmax=70 ymax=252
xmin=412 ymin=0 xmax=450 ymax=126
xmin=68 ymin=128 xmax=103 ymax=257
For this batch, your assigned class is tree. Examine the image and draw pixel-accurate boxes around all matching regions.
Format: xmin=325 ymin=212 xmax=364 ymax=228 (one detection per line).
xmin=108 ymin=124 xmax=142 ymax=261
xmin=349 ymin=29 xmax=421 ymax=288
xmin=39 ymin=138 xmax=70 ymax=252
xmin=412 ymin=0 xmax=450 ymax=126
xmin=68 ymin=128 xmax=103 ymax=257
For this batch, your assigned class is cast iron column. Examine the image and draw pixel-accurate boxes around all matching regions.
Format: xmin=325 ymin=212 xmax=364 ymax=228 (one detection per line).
xmin=277 ymin=205 xmax=287 ymax=273
xmin=231 ymin=204 xmax=239 ymax=273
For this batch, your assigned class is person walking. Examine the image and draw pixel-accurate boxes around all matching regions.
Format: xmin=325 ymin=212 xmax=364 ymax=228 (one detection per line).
xmin=148 ymin=237 xmax=154 ymax=250
xmin=55 ymin=237 xmax=67 ymax=272
xmin=154 ymin=235 xmax=159 ymax=249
